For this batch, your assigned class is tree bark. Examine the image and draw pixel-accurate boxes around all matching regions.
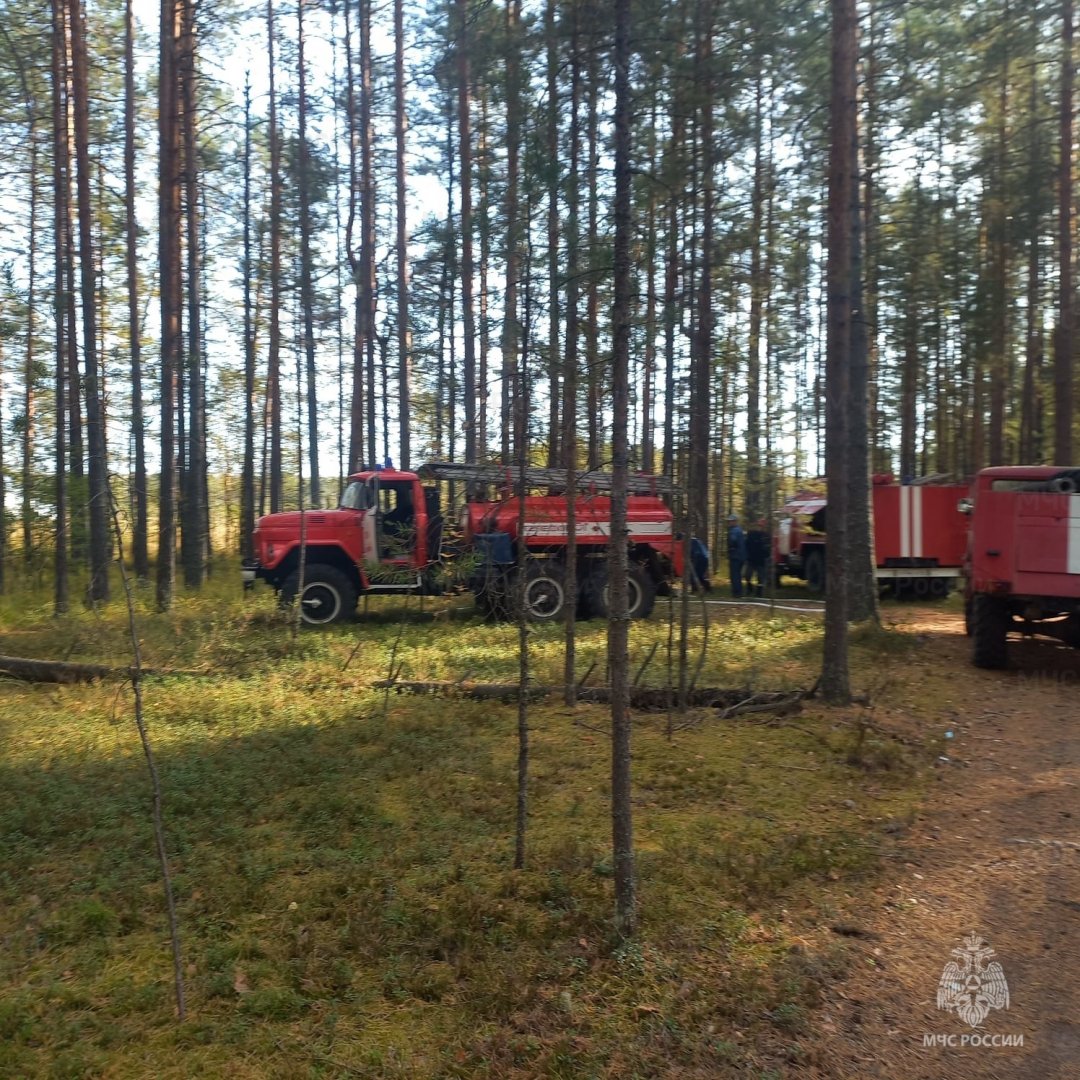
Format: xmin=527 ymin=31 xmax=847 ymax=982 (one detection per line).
xmin=610 ymin=0 xmax=636 ymax=937
xmin=179 ymin=0 xmax=207 ymax=587
xmin=394 ymin=0 xmax=411 ymax=469
xmin=124 ymin=0 xmax=148 ymax=579
xmin=266 ymin=0 xmax=283 ymax=510
xmin=241 ymin=77 xmax=256 ymax=560
xmin=69 ymin=0 xmax=111 ymax=602
xmin=821 ymin=0 xmax=857 ymax=705
xmin=688 ymin=3 xmax=713 ymax=545
xmin=297 ymin=0 xmax=321 ymax=506
xmin=1055 ymin=0 xmax=1074 ymax=463
xmin=157 ymin=0 xmax=182 ymax=611
xmin=51 ymin=0 xmax=70 ymax=614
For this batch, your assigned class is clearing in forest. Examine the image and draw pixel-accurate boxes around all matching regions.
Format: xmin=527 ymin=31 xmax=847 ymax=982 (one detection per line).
xmin=0 ymin=582 xmax=1075 ymax=1078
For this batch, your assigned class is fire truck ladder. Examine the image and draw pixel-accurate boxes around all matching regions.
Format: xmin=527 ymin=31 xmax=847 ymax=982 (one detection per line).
xmin=420 ymin=461 xmax=673 ymax=496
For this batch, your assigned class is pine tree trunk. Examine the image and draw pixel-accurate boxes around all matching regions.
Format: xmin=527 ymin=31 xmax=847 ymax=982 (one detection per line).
xmin=267 ymin=0 xmax=283 ymax=510
xmin=394 ymin=0 xmax=411 ymax=470
xmin=51 ymin=0 xmax=70 ymax=613
xmin=544 ymin=0 xmax=560 ymax=468
xmin=745 ymin=72 xmax=764 ymax=522
xmin=124 ymin=0 xmax=148 ymax=579
xmin=1055 ymin=0 xmax=1074 ymax=463
xmin=157 ymin=0 xmax=182 ymax=610
xmin=584 ymin=49 xmax=601 ymax=471
xmin=563 ymin=9 xmax=581 ymax=708
xmin=69 ymin=0 xmax=110 ymax=602
xmin=297 ymin=0 xmax=321 ymax=505
xmin=361 ymin=0 xmax=377 ymax=468
xmin=988 ymin=4 xmax=1010 ymax=466
xmin=241 ymin=78 xmax=256 ymax=560
xmin=501 ymin=0 xmax=522 ymax=463
xmin=180 ymin=0 xmax=207 ymax=587
xmin=687 ymin=3 xmax=713 ymax=546
xmin=821 ymin=0 xmax=856 ymax=705
xmin=846 ymin=85 xmax=877 ymax=625
xmin=610 ymin=0 xmax=636 ymax=938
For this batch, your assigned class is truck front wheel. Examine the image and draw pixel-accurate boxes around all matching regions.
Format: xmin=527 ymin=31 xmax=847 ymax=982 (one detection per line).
xmin=972 ymin=594 xmax=1010 ymax=669
xmin=521 ymin=561 xmax=566 ymax=621
xmin=282 ymin=565 xmax=357 ymax=626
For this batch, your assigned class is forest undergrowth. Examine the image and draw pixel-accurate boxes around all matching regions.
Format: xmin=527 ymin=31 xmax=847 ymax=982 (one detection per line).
xmin=0 ymin=566 xmax=948 ymax=1078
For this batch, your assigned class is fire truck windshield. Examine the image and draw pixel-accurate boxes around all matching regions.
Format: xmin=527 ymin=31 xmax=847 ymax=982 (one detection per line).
xmin=340 ymin=481 xmax=371 ymax=510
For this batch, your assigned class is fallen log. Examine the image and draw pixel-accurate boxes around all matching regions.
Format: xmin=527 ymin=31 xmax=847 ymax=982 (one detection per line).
xmin=373 ymin=678 xmax=807 ymax=713
xmin=0 ymin=654 xmax=194 ymax=685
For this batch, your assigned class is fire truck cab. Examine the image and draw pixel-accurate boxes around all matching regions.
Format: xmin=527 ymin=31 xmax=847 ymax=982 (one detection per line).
xmin=964 ymin=465 xmax=1080 ymax=668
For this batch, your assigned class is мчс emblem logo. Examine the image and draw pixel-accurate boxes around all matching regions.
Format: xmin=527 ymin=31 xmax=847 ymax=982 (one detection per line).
xmin=936 ymin=934 xmax=1010 ymax=1028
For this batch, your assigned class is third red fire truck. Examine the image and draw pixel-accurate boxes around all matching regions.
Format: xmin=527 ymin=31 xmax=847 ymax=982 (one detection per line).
xmin=773 ymin=475 xmax=970 ymax=597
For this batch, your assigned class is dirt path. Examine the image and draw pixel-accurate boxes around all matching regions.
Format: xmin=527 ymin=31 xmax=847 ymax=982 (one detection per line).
xmin=813 ymin=609 xmax=1080 ymax=1079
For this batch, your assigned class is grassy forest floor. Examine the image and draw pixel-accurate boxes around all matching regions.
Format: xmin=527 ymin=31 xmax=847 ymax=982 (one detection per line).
xmin=0 ymin=573 xmax=1076 ymax=1078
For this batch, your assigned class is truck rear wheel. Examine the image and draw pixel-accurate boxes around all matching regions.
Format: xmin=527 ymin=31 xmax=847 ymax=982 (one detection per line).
xmin=804 ymin=550 xmax=825 ymax=593
xmin=585 ymin=564 xmax=656 ymax=620
xmin=522 ymin=561 xmax=566 ymax=621
xmin=972 ymin=594 xmax=1010 ymax=669
xmin=282 ymin=565 xmax=357 ymax=626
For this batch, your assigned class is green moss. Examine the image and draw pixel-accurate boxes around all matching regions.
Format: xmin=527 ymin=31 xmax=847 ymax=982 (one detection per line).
xmin=0 ymin=571 xmax=935 ymax=1077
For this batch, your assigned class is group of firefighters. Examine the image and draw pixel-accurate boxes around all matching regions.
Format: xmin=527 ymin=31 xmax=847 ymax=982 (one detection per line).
xmin=689 ymin=515 xmax=771 ymax=598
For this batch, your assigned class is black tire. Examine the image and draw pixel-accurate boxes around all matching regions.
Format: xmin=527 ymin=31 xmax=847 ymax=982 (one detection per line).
xmin=972 ymin=594 xmax=1010 ymax=669
xmin=281 ymin=564 xmax=357 ymax=626
xmin=521 ymin=561 xmax=566 ymax=621
xmin=803 ymin=550 xmax=825 ymax=593
xmin=584 ymin=563 xmax=657 ymax=620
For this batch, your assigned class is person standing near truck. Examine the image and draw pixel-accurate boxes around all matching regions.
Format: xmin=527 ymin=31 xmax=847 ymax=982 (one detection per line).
xmin=745 ymin=518 xmax=770 ymax=597
xmin=689 ymin=536 xmax=712 ymax=592
xmin=727 ymin=513 xmax=747 ymax=597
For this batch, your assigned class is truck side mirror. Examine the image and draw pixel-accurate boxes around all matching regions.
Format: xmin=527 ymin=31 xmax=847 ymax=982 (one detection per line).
xmin=957 ymin=497 xmax=973 ymax=515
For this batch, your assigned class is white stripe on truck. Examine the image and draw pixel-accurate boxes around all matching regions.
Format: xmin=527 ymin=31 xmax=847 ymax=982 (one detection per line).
xmin=1070 ymin=497 xmax=1080 ymax=575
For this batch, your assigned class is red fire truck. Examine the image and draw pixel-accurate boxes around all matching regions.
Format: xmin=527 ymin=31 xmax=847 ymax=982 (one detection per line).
xmin=242 ymin=461 xmax=683 ymax=625
xmin=964 ymin=465 xmax=1080 ymax=668
xmin=774 ymin=475 xmax=970 ymax=596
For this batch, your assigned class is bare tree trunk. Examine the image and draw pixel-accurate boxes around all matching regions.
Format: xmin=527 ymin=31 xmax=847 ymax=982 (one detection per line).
xmin=360 ymin=0 xmax=377 ymax=468
xmin=563 ymin=9 xmax=582 ymax=707
xmin=297 ymin=0 xmax=320 ymax=505
xmin=1055 ymin=0 xmax=1074 ymax=463
xmin=344 ymin=0 xmax=363 ymax=472
xmin=394 ymin=0 xmax=411 ymax=469
xmin=69 ymin=0 xmax=110 ymax=602
xmin=501 ymin=0 xmax=522 ymax=463
xmin=642 ymin=95 xmax=658 ymax=475
xmin=457 ymin=0 xmax=478 ymax=465
xmin=157 ymin=0 xmax=182 ymax=611
xmin=585 ymin=46 xmax=601 ymax=471
xmin=266 ymin=0 xmax=283 ymax=510
xmin=179 ymin=0 xmax=207 ymax=587
xmin=821 ymin=0 xmax=857 ymax=705
xmin=745 ymin=72 xmax=764 ymax=521
xmin=662 ymin=103 xmax=682 ymax=480
xmin=241 ymin=77 xmax=256 ymax=560
xmin=687 ymin=2 xmax=713 ymax=546
xmin=846 ymin=80 xmax=877 ymax=625
xmin=124 ymin=0 xmax=148 ymax=579
xmin=544 ymin=0 xmax=560 ymax=468
xmin=51 ymin=0 xmax=70 ymax=613
xmin=610 ymin=0 xmax=636 ymax=937
xmin=988 ymin=2 xmax=1010 ymax=466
